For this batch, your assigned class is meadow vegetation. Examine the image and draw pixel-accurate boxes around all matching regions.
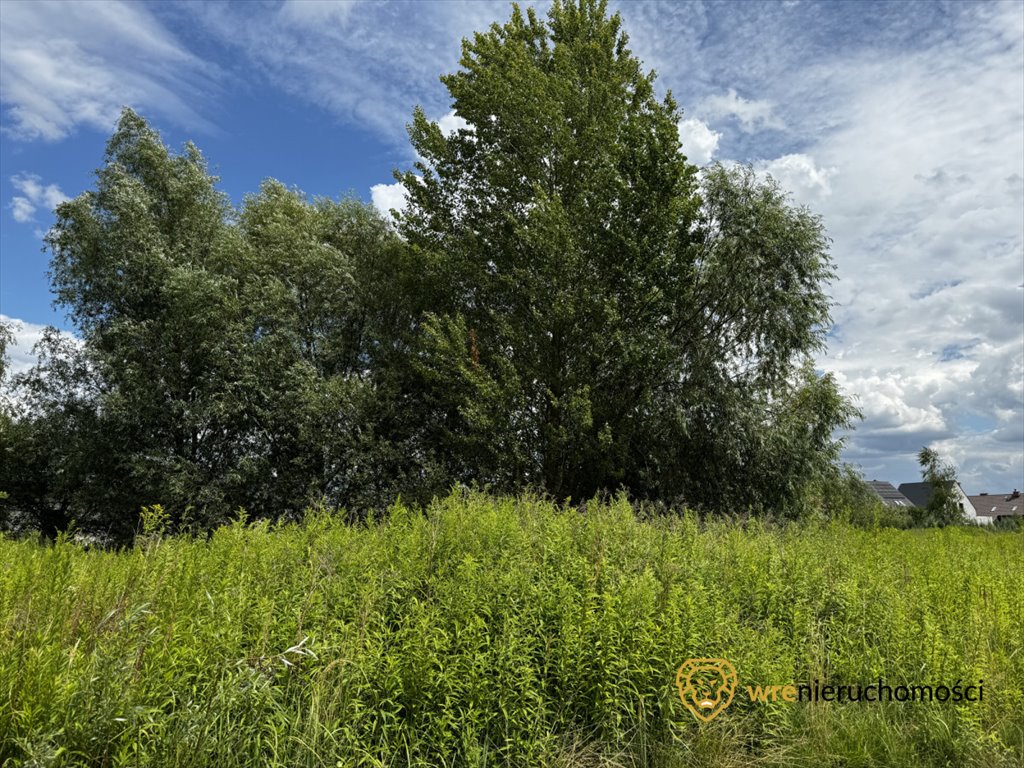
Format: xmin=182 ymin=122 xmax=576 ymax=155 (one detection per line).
xmin=2 ymin=492 xmax=1021 ymax=767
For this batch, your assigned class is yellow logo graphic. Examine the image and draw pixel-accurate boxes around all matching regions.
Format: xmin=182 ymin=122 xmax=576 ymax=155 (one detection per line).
xmin=676 ymin=658 xmax=738 ymax=722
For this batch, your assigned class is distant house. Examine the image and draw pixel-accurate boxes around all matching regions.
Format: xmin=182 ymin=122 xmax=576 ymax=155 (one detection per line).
xmin=966 ymin=490 xmax=1023 ymax=526
xmin=898 ymin=481 xmax=980 ymax=523
xmin=865 ymin=481 xmax=914 ymax=508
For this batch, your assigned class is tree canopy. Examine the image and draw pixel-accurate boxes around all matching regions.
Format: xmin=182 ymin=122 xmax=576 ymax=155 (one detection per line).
xmin=395 ymin=0 xmax=854 ymax=509
xmin=1 ymin=0 xmax=859 ymax=538
xmin=2 ymin=112 xmax=413 ymax=537
xmin=914 ymin=447 xmax=965 ymax=527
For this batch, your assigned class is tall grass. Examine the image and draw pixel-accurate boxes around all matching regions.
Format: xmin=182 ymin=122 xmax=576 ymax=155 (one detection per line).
xmin=1 ymin=492 xmax=1021 ymax=767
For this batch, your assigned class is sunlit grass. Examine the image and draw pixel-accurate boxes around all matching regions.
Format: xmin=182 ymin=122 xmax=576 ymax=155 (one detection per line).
xmin=1 ymin=492 xmax=1021 ymax=766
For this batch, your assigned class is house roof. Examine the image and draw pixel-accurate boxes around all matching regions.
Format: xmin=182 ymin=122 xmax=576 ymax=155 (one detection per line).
xmin=966 ymin=492 xmax=1023 ymax=518
xmin=897 ymin=482 xmax=940 ymax=508
xmin=866 ymin=481 xmax=914 ymax=507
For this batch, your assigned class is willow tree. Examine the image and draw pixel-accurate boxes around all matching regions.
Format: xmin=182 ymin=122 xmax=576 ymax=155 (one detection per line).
xmin=3 ymin=110 xmax=410 ymax=537
xmin=396 ymin=0 xmax=854 ymax=511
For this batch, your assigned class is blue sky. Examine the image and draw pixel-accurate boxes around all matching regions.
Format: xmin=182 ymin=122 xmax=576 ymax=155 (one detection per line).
xmin=1 ymin=0 xmax=1022 ymax=493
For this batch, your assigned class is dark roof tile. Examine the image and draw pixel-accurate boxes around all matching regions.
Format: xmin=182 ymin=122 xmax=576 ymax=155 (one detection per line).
xmin=966 ymin=493 xmax=1023 ymax=518
xmin=866 ymin=481 xmax=914 ymax=507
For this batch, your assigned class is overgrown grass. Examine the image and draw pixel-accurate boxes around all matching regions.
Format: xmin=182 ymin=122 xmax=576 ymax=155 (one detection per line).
xmin=1 ymin=492 xmax=1022 ymax=767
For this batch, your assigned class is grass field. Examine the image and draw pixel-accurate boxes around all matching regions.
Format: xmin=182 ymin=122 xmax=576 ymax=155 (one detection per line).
xmin=1 ymin=492 xmax=1022 ymax=767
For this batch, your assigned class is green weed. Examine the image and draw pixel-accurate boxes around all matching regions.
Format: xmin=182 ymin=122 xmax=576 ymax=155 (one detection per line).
xmin=0 ymin=492 xmax=1021 ymax=767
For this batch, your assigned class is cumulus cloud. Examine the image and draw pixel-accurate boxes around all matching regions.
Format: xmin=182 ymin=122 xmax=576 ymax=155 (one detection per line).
xmin=436 ymin=109 xmax=471 ymax=137
xmin=618 ymin=1 xmax=1023 ymax=490
xmin=932 ymin=426 xmax=1024 ymax=494
xmin=796 ymin=5 xmax=1024 ymax=490
xmin=754 ymin=154 xmax=837 ymax=203
xmin=348 ymin=2 xmax=1021 ymax=490
xmin=370 ymin=182 xmax=408 ymax=220
xmin=9 ymin=197 xmax=36 ymax=224
xmin=8 ymin=173 xmax=68 ymax=223
xmin=677 ymin=118 xmax=720 ymax=165
xmin=700 ymin=88 xmax=784 ymax=133
xmin=0 ymin=0 xmax=216 ymax=141
xmin=0 ymin=315 xmax=79 ymax=379
xmin=261 ymin=1 xmax=1024 ymax=490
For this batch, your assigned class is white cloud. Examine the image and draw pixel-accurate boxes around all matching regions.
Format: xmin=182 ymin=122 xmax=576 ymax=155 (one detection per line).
xmin=617 ymin=1 xmax=1023 ymax=490
xmin=370 ymin=181 xmax=408 ymax=219
xmin=802 ymin=6 xmax=1024 ymax=490
xmin=932 ymin=432 xmax=1024 ymax=495
xmin=1 ymin=317 xmax=42 ymax=379
xmin=754 ymin=153 xmax=837 ymax=204
xmin=214 ymin=0 xmax=1021 ymax=491
xmin=700 ymin=88 xmax=784 ymax=133
xmin=10 ymin=197 xmax=36 ymax=223
xmin=8 ymin=173 xmax=68 ymax=222
xmin=0 ymin=315 xmax=79 ymax=379
xmin=437 ymin=109 xmax=470 ymax=138
xmin=0 ymin=0 xmax=216 ymax=141
xmin=677 ymin=118 xmax=720 ymax=165
xmin=372 ymin=109 xmax=464 ymax=218
xmin=184 ymin=1 xmax=506 ymax=148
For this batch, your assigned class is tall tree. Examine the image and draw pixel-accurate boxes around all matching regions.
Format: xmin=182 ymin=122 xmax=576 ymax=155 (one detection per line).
xmin=396 ymin=0 xmax=853 ymax=510
xmin=2 ymin=3 xmax=859 ymax=533
xmin=233 ymin=180 xmax=418 ymax=514
xmin=0 ymin=328 xmax=125 ymax=537
xmin=915 ymin=447 xmax=965 ymax=526
xmin=42 ymin=109 xmax=254 ymax=529
xmin=2 ymin=110 xmax=410 ymax=537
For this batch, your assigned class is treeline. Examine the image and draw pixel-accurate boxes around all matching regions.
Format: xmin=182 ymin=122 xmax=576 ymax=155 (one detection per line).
xmin=0 ymin=1 xmax=858 ymax=540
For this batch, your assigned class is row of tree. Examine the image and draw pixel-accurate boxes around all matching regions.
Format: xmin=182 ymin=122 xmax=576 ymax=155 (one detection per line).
xmin=0 ymin=0 xmax=858 ymax=539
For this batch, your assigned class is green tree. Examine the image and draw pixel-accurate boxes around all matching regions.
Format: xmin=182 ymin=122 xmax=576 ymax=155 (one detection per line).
xmin=233 ymin=180 xmax=419 ymax=514
xmin=40 ymin=109 xmax=253 ymax=530
xmin=2 ymin=3 xmax=861 ymax=533
xmin=395 ymin=0 xmax=854 ymax=511
xmin=2 ymin=110 xmax=409 ymax=537
xmin=914 ymin=447 xmax=965 ymax=526
xmin=0 ymin=328 xmax=125 ymax=537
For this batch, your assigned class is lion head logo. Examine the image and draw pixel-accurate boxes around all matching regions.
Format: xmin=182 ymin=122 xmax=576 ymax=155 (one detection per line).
xmin=676 ymin=658 xmax=738 ymax=722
